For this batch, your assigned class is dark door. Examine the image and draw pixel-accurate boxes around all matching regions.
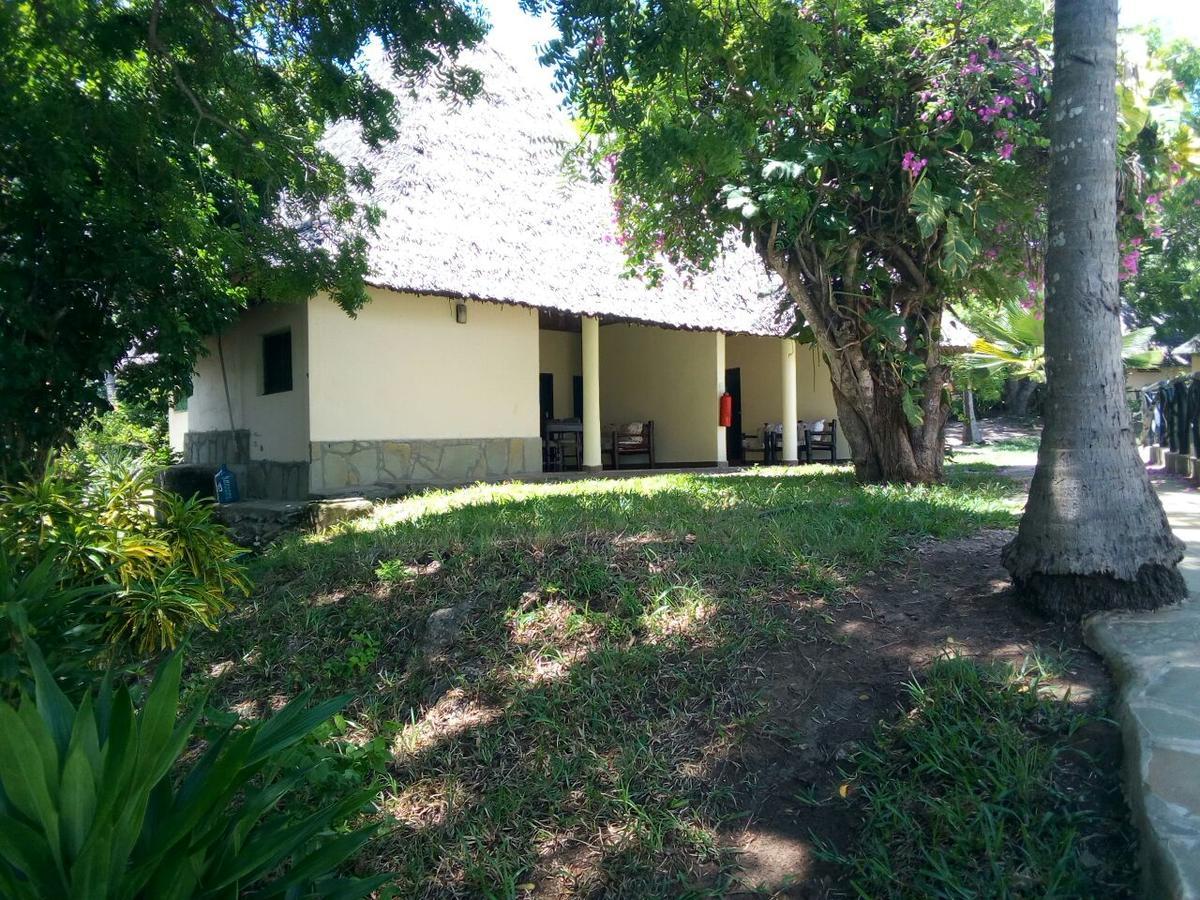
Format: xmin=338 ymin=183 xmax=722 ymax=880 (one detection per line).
xmin=540 ymin=373 xmax=554 ymax=421
xmin=725 ymin=367 xmax=743 ymax=463
xmin=572 ymin=375 xmax=584 ymax=420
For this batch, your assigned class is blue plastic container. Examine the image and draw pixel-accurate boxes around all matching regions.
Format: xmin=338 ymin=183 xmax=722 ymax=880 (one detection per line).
xmin=214 ymin=464 xmax=240 ymax=504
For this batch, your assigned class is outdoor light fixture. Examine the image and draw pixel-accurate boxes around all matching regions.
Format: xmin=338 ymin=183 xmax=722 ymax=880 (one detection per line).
xmin=455 ymin=302 xmax=468 ymax=324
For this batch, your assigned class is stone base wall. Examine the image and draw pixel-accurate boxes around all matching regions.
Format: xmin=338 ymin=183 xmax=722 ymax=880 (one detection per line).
xmin=184 ymin=429 xmax=250 ymax=466
xmin=238 ymin=461 xmax=310 ymax=501
xmin=311 ymin=437 xmax=542 ymax=493
xmin=180 ymin=430 xmax=308 ymax=500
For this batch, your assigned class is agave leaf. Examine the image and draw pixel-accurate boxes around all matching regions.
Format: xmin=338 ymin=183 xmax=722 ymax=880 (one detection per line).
xmin=27 ymin=640 xmax=76 ymax=759
xmin=268 ymin=825 xmax=380 ymax=893
xmin=0 ymin=704 xmax=61 ymax=865
xmin=59 ymin=737 xmax=97 ymax=860
xmin=0 ymin=813 xmax=62 ymax=892
xmin=312 ymin=874 xmax=396 ymax=900
xmin=246 ymin=692 xmax=348 ymax=767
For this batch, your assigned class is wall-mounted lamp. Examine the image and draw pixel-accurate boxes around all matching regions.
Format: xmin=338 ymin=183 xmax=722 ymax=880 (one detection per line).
xmin=455 ymin=302 xmax=468 ymax=324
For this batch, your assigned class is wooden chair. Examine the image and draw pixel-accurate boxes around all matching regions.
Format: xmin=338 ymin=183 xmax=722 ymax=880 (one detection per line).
xmin=804 ymin=420 xmax=838 ymax=463
xmin=611 ymin=420 xmax=655 ymax=469
xmin=741 ymin=432 xmax=767 ymax=464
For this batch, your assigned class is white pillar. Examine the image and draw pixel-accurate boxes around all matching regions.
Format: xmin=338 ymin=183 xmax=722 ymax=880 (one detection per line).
xmin=716 ymin=332 xmax=728 ymax=466
xmin=582 ymin=316 xmax=602 ymax=471
xmin=781 ymin=339 xmax=799 ymax=464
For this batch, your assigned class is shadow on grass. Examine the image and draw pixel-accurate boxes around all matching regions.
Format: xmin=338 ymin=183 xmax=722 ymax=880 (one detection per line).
xmin=187 ymin=466 xmax=1027 ymax=895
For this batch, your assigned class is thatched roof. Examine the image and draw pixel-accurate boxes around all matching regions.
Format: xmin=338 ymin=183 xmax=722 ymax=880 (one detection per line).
xmin=322 ymin=42 xmax=792 ymax=336
xmin=323 ymin=40 xmax=978 ymax=346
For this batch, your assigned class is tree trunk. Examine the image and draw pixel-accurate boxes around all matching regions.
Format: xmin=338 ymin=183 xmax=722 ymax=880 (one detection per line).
xmin=1004 ymin=377 xmax=1038 ymax=416
xmin=757 ymin=239 xmax=951 ymax=483
xmin=1001 ymin=0 xmax=1185 ymax=616
xmin=961 ymin=389 xmax=983 ymax=444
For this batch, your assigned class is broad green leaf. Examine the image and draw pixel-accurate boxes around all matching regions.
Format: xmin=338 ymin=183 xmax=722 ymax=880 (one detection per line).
xmin=0 ymin=705 xmax=61 ymax=859
xmin=59 ymin=740 xmax=97 ymax=860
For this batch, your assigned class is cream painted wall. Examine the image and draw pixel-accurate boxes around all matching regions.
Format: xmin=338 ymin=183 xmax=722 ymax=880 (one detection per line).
xmin=724 ymin=334 xmax=850 ymax=459
xmin=599 ymin=323 xmax=722 ymax=464
xmin=538 ymin=329 xmax=582 ymax=419
xmin=1127 ymin=367 xmax=1186 ymax=391
xmin=167 ymin=407 xmax=188 ymax=454
xmin=307 ymin=290 xmax=540 ymax=442
xmin=180 ymin=303 xmax=310 ymax=461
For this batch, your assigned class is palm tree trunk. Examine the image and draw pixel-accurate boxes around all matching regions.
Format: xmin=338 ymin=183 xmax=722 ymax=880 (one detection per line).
xmin=1005 ymin=377 xmax=1038 ymax=416
xmin=962 ymin=388 xmax=982 ymax=445
xmin=1001 ymin=0 xmax=1186 ymax=616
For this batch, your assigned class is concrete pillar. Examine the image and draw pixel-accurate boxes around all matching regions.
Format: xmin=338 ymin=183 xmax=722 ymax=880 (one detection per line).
xmin=582 ymin=316 xmax=602 ymax=471
xmin=716 ymin=332 xmax=728 ymax=466
xmin=781 ymin=339 xmax=799 ymax=465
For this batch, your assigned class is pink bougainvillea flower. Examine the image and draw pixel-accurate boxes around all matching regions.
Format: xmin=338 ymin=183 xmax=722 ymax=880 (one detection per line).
xmin=937 ymin=109 xmax=954 ymax=123
xmin=998 ymin=143 xmax=1014 ymax=160
xmin=901 ymin=151 xmax=928 ymax=176
xmin=1120 ymin=249 xmax=1141 ymax=280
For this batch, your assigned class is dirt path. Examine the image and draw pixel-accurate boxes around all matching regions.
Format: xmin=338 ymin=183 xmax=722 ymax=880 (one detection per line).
xmin=718 ymin=527 xmax=1124 ymax=897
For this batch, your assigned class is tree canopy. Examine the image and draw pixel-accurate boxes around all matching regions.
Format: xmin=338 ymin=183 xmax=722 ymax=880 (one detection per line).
xmin=532 ymin=0 xmax=1056 ymax=481
xmin=0 ymin=0 xmax=485 ymax=467
xmin=1121 ymin=36 xmax=1200 ymax=348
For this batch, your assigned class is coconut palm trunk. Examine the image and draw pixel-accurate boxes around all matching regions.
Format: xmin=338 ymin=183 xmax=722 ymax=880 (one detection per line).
xmin=1001 ymin=0 xmax=1186 ymax=615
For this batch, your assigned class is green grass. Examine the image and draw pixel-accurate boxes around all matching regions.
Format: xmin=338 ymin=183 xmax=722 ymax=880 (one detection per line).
xmin=950 ymin=433 xmax=1042 ymax=474
xmin=825 ymin=656 xmax=1135 ymax=898
xmin=188 ymin=464 xmax=1024 ymax=895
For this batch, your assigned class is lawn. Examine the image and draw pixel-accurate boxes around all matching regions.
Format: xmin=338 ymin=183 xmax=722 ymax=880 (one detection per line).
xmin=186 ymin=459 xmax=1133 ymax=896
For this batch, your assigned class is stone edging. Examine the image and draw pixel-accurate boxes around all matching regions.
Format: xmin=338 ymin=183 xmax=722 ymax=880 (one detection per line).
xmin=1085 ymin=599 xmax=1200 ymax=900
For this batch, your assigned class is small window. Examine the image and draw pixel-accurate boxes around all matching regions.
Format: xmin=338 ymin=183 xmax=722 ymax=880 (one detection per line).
xmin=262 ymin=330 xmax=293 ymax=395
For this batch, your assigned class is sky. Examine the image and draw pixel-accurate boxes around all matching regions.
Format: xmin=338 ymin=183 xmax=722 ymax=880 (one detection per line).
xmin=1120 ymin=0 xmax=1200 ymax=42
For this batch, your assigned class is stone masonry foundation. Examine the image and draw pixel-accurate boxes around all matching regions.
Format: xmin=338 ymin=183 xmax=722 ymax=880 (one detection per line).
xmin=311 ymin=437 xmax=542 ymax=493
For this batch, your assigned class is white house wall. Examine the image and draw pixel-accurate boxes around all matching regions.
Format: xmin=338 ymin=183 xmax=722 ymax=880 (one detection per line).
xmin=538 ymin=329 xmax=582 ymax=419
xmin=724 ymin=334 xmax=850 ymax=459
xmin=180 ymin=302 xmax=310 ymax=464
xmin=307 ymin=289 xmax=542 ymax=492
xmin=599 ymin=323 xmax=724 ymax=465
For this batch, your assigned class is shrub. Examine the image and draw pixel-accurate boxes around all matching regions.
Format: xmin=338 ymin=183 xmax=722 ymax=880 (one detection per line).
xmin=0 ymin=456 xmax=248 ymax=697
xmin=0 ymin=645 xmax=386 ymax=898
xmin=68 ymin=405 xmax=176 ymax=474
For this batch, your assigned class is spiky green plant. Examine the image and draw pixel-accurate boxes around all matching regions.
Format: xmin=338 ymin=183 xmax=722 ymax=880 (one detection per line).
xmin=0 ymin=645 xmax=386 ymax=899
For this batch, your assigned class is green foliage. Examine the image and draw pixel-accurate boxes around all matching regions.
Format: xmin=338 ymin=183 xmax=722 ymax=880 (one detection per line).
xmin=1119 ymin=35 xmax=1200 ymax=346
xmin=0 ymin=646 xmax=385 ymax=899
xmin=824 ymin=656 xmax=1134 ymax=897
xmin=533 ymin=0 xmax=1052 ymax=316
xmin=0 ymin=0 xmax=485 ymax=465
xmin=68 ymin=406 xmax=176 ymax=475
xmin=0 ymin=457 xmax=249 ymax=697
xmin=960 ymin=297 xmax=1163 ymax=381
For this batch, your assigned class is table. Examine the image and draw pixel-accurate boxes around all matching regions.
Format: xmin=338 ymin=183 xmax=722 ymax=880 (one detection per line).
xmin=545 ymin=421 xmax=583 ymax=470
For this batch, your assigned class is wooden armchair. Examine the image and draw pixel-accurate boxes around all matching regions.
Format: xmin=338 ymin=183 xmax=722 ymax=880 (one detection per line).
xmin=804 ymin=420 xmax=838 ymax=463
xmin=610 ymin=420 xmax=655 ymax=469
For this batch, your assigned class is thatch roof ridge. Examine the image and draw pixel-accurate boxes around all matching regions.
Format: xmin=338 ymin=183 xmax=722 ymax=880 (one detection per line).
xmin=322 ymin=41 xmax=793 ymax=336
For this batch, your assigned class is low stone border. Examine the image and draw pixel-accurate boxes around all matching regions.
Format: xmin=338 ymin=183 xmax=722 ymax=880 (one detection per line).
xmin=1086 ymin=600 xmax=1200 ymax=900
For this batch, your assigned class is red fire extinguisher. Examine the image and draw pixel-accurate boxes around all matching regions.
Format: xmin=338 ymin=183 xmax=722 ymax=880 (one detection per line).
xmin=719 ymin=392 xmax=733 ymax=427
